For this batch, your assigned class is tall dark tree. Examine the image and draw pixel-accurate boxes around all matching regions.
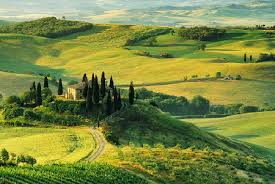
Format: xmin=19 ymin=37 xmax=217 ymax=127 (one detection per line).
xmin=82 ymin=73 xmax=88 ymax=83
xmin=93 ymin=75 xmax=100 ymax=104
xmin=44 ymin=76 xmax=49 ymax=88
xmin=117 ymin=90 xmax=122 ymax=110
xmin=86 ymin=87 xmax=93 ymax=111
xmin=106 ymin=90 xmax=112 ymax=115
xmin=30 ymin=81 xmax=36 ymax=102
xmin=109 ymin=76 xmax=114 ymax=90
xmin=250 ymin=55 xmax=253 ymax=62
xmin=36 ymin=82 xmax=42 ymax=106
xmin=30 ymin=81 xmax=36 ymax=91
xmin=91 ymin=73 xmax=95 ymax=93
xmin=129 ymin=81 xmax=135 ymax=105
xmin=58 ymin=78 xmax=63 ymax=95
xmin=244 ymin=53 xmax=247 ymax=63
xmin=113 ymin=87 xmax=118 ymax=111
xmin=100 ymin=72 xmax=106 ymax=99
xmin=82 ymin=82 xmax=88 ymax=99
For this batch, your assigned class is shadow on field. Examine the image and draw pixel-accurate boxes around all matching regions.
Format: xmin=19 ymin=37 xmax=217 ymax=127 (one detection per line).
xmin=230 ymin=134 xmax=260 ymax=139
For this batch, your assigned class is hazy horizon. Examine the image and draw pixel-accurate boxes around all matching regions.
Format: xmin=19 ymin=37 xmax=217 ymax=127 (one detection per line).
xmin=0 ymin=0 xmax=274 ymax=26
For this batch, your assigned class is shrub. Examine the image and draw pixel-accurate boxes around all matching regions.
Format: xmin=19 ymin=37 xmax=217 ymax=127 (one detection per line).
xmin=41 ymin=88 xmax=53 ymax=100
xmin=236 ymin=75 xmax=242 ymax=80
xmin=3 ymin=105 xmax=24 ymax=120
xmin=257 ymin=53 xmax=275 ymax=62
xmin=160 ymin=52 xmax=173 ymax=58
xmin=23 ymin=109 xmax=41 ymax=121
xmin=5 ymin=96 xmax=21 ymax=105
xmin=240 ymin=106 xmax=259 ymax=114
xmin=216 ymin=72 xmax=222 ymax=78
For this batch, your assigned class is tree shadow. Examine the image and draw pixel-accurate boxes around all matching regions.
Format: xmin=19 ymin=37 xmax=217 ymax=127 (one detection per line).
xmin=230 ymin=134 xmax=260 ymax=139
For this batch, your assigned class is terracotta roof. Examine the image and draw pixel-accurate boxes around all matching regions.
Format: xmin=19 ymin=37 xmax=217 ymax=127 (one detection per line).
xmin=68 ymin=82 xmax=85 ymax=90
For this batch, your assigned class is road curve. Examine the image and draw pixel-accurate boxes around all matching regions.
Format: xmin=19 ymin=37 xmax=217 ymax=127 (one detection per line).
xmin=85 ymin=128 xmax=106 ymax=162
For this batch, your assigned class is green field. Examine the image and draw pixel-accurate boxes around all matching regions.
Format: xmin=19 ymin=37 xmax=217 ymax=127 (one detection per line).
xmin=0 ymin=24 xmax=274 ymax=106
xmin=0 ymin=126 xmax=95 ymax=164
xmin=187 ymin=111 xmax=275 ymax=159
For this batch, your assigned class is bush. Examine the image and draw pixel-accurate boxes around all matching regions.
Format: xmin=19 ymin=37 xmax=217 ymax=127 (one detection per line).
xmin=257 ymin=53 xmax=275 ymax=62
xmin=216 ymin=72 xmax=222 ymax=78
xmin=5 ymin=96 xmax=21 ymax=105
xmin=236 ymin=75 xmax=242 ymax=80
xmin=41 ymin=88 xmax=52 ymax=100
xmin=160 ymin=52 xmax=173 ymax=58
xmin=240 ymin=106 xmax=259 ymax=114
xmin=3 ymin=105 xmax=24 ymax=120
xmin=23 ymin=109 xmax=41 ymax=121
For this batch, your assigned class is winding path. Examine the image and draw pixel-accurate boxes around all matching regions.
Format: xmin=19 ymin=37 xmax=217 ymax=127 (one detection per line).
xmin=85 ymin=128 xmax=106 ymax=161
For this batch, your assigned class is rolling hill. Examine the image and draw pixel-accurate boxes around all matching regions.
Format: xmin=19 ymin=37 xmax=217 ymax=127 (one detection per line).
xmin=0 ymin=18 xmax=274 ymax=106
xmin=187 ymin=111 xmax=275 ymax=160
xmin=97 ymin=103 xmax=275 ymax=183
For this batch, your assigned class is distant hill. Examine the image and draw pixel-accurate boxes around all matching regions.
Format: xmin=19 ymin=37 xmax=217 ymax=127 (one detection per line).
xmin=0 ymin=17 xmax=93 ymax=38
xmin=0 ymin=0 xmax=274 ymax=26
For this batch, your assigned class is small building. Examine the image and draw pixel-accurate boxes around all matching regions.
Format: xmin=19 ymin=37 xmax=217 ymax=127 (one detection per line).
xmin=66 ymin=83 xmax=85 ymax=100
xmin=224 ymin=75 xmax=234 ymax=80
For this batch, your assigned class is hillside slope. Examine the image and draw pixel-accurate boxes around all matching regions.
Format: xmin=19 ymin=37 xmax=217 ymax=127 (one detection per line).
xmin=104 ymin=103 xmax=258 ymax=155
xmin=187 ymin=111 xmax=275 ymax=160
xmin=99 ymin=103 xmax=275 ymax=183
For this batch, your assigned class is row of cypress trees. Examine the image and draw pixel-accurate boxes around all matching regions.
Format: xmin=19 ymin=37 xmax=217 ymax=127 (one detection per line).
xmin=30 ymin=76 xmax=63 ymax=106
xmin=82 ymin=72 xmax=123 ymax=114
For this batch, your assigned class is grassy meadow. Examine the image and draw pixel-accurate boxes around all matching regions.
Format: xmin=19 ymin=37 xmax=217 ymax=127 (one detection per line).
xmin=0 ymin=126 xmax=95 ymax=164
xmin=186 ymin=111 xmax=275 ymax=159
xmin=0 ymin=25 xmax=274 ymax=106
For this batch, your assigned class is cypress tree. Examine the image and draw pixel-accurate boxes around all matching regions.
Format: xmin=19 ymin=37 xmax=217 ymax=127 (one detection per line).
xmin=117 ymin=90 xmax=122 ymax=110
xmin=44 ymin=76 xmax=49 ymax=88
xmin=86 ymin=87 xmax=93 ymax=112
xmin=30 ymin=81 xmax=36 ymax=102
xmin=93 ymin=75 xmax=100 ymax=104
xmin=58 ymin=78 xmax=63 ymax=95
xmin=83 ymin=82 xmax=88 ymax=99
xmin=36 ymin=83 xmax=42 ymax=106
xmin=109 ymin=76 xmax=114 ymax=90
xmin=244 ymin=53 xmax=247 ymax=63
xmin=129 ymin=81 xmax=135 ymax=105
xmin=91 ymin=73 xmax=95 ymax=93
xmin=82 ymin=73 xmax=88 ymax=83
xmin=106 ymin=90 xmax=112 ymax=115
xmin=30 ymin=81 xmax=36 ymax=91
xmin=113 ymin=87 xmax=118 ymax=111
xmin=250 ymin=55 xmax=253 ymax=62
xmin=100 ymin=72 xmax=106 ymax=99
